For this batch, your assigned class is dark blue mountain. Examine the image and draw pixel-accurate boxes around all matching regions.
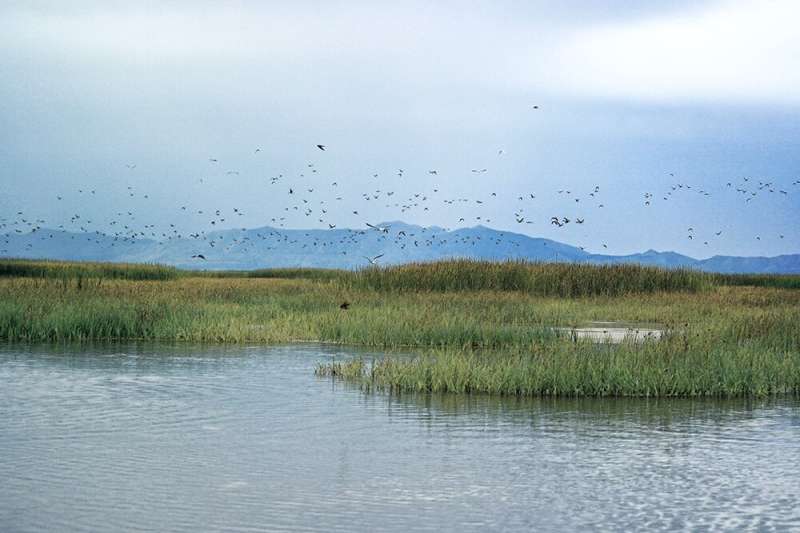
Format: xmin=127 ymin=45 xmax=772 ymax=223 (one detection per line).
xmin=2 ymin=223 xmax=798 ymax=274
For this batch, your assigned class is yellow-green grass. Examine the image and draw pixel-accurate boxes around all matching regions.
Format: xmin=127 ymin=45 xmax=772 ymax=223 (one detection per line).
xmin=2 ymin=257 xmax=795 ymax=291
xmin=211 ymin=259 xmax=718 ymax=295
xmin=712 ymin=272 xmax=800 ymax=290
xmin=1 ymin=258 xmax=798 ymax=397
xmin=317 ymin=341 xmax=799 ymax=398
xmin=343 ymin=259 xmax=714 ymax=296
xmin=0 ymin=258 xmax=179 ymax=281
xmin=228 ymin=260 xmax=800 ymax=293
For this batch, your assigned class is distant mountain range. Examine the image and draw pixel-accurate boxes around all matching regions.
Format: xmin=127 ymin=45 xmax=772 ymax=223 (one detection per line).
xmin=2 ymin=222 xmax=799 ymax=274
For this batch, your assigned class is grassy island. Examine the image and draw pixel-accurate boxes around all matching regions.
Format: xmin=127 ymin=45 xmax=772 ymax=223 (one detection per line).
xmin=1 ymin=258 xmax=798 ymax=397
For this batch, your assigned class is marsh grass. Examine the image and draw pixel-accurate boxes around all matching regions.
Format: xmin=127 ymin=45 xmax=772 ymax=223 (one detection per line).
xmin=713 ymin=273 xmax=800 ymax=290
xmin=193 ymin=260 xmax=712 ymax=296
xmin=0 ymin=258 xmax=179 ymax=281
xmin=342 ymin=259 xmax=713 ymax=296
xmin=318 ymin=339 xmax=800 ymax=398
xmin=195 ymin=267 xmax=343 ymax=281
xmin=1 ymin=258 xmax=798 ymax=397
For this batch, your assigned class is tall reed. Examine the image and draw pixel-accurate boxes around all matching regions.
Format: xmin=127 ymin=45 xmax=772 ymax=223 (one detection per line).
xmin=343 ymin=259 xmax=713 ymax=296
xmin=0 ymin=258 xmax=179 ymax=281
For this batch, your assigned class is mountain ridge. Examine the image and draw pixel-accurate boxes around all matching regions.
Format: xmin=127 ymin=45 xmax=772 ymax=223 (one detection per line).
xmin=2 ymin=224 xmax=798 ymax=274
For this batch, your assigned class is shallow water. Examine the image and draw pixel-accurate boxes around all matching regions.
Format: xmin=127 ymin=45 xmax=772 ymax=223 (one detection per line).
xmin=555 ymin=321 xmax=665 ymax=343
xmin=1 ymin=343 xmax=799 ymax=532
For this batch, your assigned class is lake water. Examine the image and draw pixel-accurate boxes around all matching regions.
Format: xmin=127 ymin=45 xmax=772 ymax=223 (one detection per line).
xmin=1 ymin=343 xmax=799 ymax=532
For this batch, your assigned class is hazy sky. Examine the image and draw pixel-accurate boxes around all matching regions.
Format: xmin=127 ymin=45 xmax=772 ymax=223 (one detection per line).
xmin=1 ymin=0 xmax=799 ymax=257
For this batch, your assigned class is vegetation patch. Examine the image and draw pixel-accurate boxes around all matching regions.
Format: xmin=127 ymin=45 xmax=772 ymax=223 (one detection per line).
xmin=0 ymin=258 xmax=179 ymax=281
xmin=343 ymin=259 xmax=713 ymax=296
xmin=1 ymin=258 xmax=798 ymax=397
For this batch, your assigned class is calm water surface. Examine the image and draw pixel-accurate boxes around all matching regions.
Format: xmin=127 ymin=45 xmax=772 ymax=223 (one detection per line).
xmin=1 ymin=343 xmax=799 ymax=532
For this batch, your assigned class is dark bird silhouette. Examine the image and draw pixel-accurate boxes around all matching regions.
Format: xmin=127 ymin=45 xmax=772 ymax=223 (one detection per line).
xmin=339 ymin=301 xmax=350 ymax=310
xmin=192 ymin=254 xmax=206 ymax=260
xmin=316 ymin=144 xmax=326 ymax=151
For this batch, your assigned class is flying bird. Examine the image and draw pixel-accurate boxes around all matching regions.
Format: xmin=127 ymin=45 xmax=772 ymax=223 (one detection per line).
xmin=363 ymin=254 xmax=384 ymax=265
xmin=316 ymin=144 xmax=326 ymax=151
xmin=366 ymin=223 xmax=390 ymax=233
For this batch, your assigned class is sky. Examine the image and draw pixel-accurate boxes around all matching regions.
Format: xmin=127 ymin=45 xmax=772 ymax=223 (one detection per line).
xmin=1 ymin=0 xmax=799 ymax=258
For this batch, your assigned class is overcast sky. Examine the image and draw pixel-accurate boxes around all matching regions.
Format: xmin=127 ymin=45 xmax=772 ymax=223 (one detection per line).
xmin=1 ymin=0 xmax=798 ymax=257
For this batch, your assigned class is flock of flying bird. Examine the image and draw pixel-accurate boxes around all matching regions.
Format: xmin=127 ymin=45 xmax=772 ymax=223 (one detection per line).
xmin=2 ymin=127 xmax=799 ymax=264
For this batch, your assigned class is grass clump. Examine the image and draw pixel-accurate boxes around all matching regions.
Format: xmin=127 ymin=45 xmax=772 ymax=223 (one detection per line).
xmin=198 ymin=267 xmax=343 ymax=281
xmin=319 ymin=338 xmax=800 ymax=398
xmin=344 ymin=259 xmax=712 ymax=296
xmin=713 ymin=273 xmax=800 ymax=290
xmin=0 ymin=258 xmax=179 ymax=281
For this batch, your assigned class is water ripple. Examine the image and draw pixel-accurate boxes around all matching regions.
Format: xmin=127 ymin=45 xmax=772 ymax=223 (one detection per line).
xmin=1 ymin=342 xmax=798 ymax=532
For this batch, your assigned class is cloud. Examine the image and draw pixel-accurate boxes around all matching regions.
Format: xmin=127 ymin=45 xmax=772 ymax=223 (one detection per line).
xmin=5 ymin=1 xmax=799 ymax=108
xmin=546 ymin=0 xmax=800 ymax=105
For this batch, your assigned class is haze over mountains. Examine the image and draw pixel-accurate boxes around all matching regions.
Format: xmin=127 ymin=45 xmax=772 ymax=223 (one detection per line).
xmin=2 ymin=222 xmax=798 ymax=274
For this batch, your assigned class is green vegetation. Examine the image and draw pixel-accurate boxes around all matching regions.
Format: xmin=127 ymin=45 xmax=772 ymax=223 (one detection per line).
xmin=203 ymin=259 xmax=714 ymax=295
xmin=0 ymin=258 xmax=179 ymax=281
xmin=343 ymin=260 xmax=712 ymax=296
xmin=1 ymin=258 xmax=798 ymax=397
xmin=221 ymin=267 xmax=345 ymax=282
xmin=713 ymin=273 xmax=800 ymax=290
xmin=319 ymin=341 xmax=799 ymax=397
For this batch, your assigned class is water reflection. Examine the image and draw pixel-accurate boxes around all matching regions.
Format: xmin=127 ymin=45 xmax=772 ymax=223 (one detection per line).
xmin=1 ymin=342 xmax=798 ymax=532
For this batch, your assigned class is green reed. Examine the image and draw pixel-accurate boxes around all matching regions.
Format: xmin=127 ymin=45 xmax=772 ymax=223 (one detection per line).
xmin=713 ymin=273 xmax=800 ymax=290
xmin=1 ymin=258 xmax=798 ymax=396
xmin=318 ymin=338 xmax=800 ymax=398
xmin=0 ymin=258 xmax=179 ymax=281
xmin=341 ymin=259 xmax=713 ymax=296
